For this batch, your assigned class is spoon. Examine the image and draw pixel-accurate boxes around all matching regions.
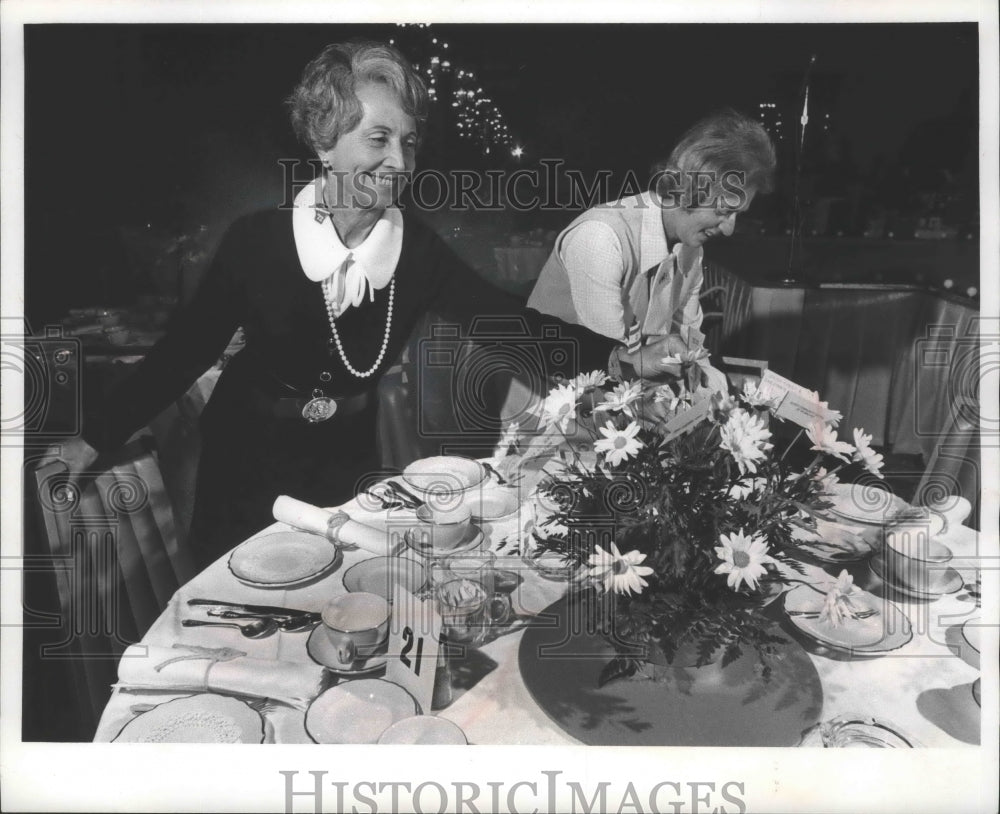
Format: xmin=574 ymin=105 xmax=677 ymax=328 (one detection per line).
xmin=208 ymin=609 xmax=318 ymax=631
xmin=386 ymin=479 xmax=425 ymax=507
xmin=182 ymin=618 xmax=277 ymax=638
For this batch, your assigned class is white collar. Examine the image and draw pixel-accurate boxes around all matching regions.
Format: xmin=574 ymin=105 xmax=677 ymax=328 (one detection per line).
xmin=292 ymin=177 xmax=403 ymax=312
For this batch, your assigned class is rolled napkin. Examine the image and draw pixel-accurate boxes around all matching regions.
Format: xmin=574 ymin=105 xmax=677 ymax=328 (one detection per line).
xmin=116 ymin=644 xmax=330 ymax=709
xmin=272 ymin=495 xmax=391 ymax=556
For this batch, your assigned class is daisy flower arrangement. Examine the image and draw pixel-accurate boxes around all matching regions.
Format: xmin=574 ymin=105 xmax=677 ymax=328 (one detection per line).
xmin=510 ymin=366 xmax=885 ymax=684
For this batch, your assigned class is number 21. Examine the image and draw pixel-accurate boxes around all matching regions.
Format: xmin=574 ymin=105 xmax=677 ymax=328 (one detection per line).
xmin=399 ymin=626 xmax=424 ymax=676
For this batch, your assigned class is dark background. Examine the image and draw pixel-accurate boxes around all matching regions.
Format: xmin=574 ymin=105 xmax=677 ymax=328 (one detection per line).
xmin=24 ymin=22 xmax=979 ymax=324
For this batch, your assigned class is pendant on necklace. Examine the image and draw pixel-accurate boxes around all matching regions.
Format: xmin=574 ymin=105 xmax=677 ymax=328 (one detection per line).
xmin=302 ymin=388 xmax=337 ymax=423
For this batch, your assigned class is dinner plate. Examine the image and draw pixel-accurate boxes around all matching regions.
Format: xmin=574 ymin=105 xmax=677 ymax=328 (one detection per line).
xmin=783 ymin=584 xmax=912 ymax=654
xmin=869 ymin=553 xmax=963 ymax=600
xmin=306 ymin=626 xmax=388 ymax=676
xmin=402 ymin=456 xmax=485 ymax=496
xmin=789 ymin=518 xmax=876 ymax=563
xmin=228 ymin=531 xmax=340 ymax=587
xmin=342 ymin=556 xmax=428 ymax=599
xmin=826 ymin=483 xmax=908 ymax=525
xmin=113 ymin=694 xmax=263 ymax=743
xmin=305 ymin=680 xmax=417 ymax=744
xmin=404 ymin=525 xmax=485 ymax=559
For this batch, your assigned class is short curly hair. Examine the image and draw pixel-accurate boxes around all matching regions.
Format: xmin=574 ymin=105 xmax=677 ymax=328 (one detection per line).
xmin=288 ymin=40 xmax=429 ymax=153
xmin=654 ymin=109 xmax=776 ymax=208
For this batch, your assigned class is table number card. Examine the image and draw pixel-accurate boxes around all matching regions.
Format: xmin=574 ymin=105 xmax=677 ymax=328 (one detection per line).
xmin=386 ymin=585 xmax=441 ymax=714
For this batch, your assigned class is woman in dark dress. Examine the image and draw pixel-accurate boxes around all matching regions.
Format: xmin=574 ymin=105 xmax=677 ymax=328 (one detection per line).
xmin=42 ymin=41 xmax=598 ymax=571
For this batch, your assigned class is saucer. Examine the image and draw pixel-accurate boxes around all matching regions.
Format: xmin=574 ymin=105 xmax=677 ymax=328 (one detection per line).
xmin=305 ymin=680 xmax=418 ymax=744
xmin=461 ymin=489 xmax=520 ymax=522
xmin=306 ymin=625 xmax=388 ymax=676
xmin=789 ymin=518 xmax=875 ymax=564
xmin=342 ymin=556 xmax=427 ymax=599
xmin=404 ymin=524 xmax=485 ymax=559
xmin=869 ymin=553 xmax=963 ymax=599
xmin=826 ymin=483 xmax=908 ymax=525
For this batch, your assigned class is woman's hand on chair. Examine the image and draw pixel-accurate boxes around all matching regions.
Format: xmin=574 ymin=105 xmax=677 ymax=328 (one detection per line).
xmin=38 ymin=438 xmax=99 ymax=481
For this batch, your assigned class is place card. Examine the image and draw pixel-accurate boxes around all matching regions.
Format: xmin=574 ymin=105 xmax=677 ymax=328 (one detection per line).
xmin=755 ymin=369 xmax=815 ymax=404
xmin=386 ymin=586 xmax=441 ymax=715
xmin=661 ymin=396 xmax=713 ymax=442
xmin=773 ymin=390 xmax=833 ymax=429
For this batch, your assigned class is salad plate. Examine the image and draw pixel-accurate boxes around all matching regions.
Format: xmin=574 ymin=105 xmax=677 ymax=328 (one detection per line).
xmin=228 ymin=531 xmax=340 ymax=587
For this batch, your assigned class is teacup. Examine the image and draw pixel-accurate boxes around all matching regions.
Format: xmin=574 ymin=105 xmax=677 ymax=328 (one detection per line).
xmin=320 ymin=592 xmax=390 ymax=667
xmin=412 ymin=503 xmax=472 ymax=550
xmin=883 ymin=522 xmax=953 ymax=592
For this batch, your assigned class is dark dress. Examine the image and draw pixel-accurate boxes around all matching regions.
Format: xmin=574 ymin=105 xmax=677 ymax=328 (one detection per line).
xmin=84 ymin=208 xmax=558 ymax=570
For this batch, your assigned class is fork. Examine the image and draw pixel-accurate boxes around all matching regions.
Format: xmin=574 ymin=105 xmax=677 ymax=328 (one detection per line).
xmin=787 ymin=608 xmax=879 ymax=619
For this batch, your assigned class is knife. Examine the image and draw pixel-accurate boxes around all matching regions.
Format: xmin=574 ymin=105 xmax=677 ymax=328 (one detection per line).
xmin=187 ymin=598 xmax=318 ymax=617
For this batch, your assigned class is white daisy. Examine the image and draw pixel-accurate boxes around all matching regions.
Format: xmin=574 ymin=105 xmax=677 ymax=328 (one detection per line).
xmin=587 ymin=542 xmax=655 ymax=596
xmin=571 ymin=370 xmax=609 ymax=392
xmin=714 ymin=529 xmax=774 ymax=591
xmin=820 ymin=402 xmax=843 ymax=427
xmin=593 ymin=380 xmax=643 ymax=418
xmin=536 ymin=384 xmax=579 ymax=433
xmin=852 ymin=428 xmax=885 ymax=478
xmin=719 ymin=408 xmax=773 ymax=475
xmin=813 ymin=466 xmax=840 ymax=494
xmin=741 ymin=379 xmax=778 ymax=409
xmin=593 ymin=420 xmax=644 ymax=466
xmin=806 ymin=422 xmax=854 ymax=463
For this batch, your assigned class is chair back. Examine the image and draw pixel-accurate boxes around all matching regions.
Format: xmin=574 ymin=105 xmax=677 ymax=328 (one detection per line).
xmin=32 ymin=435 xmax=195 ymax=732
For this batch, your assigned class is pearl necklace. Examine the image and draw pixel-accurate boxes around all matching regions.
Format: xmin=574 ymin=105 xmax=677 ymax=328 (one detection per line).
xmin=322 ymin=272 xmax=395 ymax=378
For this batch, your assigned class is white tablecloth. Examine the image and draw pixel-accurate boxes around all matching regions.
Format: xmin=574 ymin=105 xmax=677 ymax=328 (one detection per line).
xmin=94 ymin=486 xmax=986 ymax=746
